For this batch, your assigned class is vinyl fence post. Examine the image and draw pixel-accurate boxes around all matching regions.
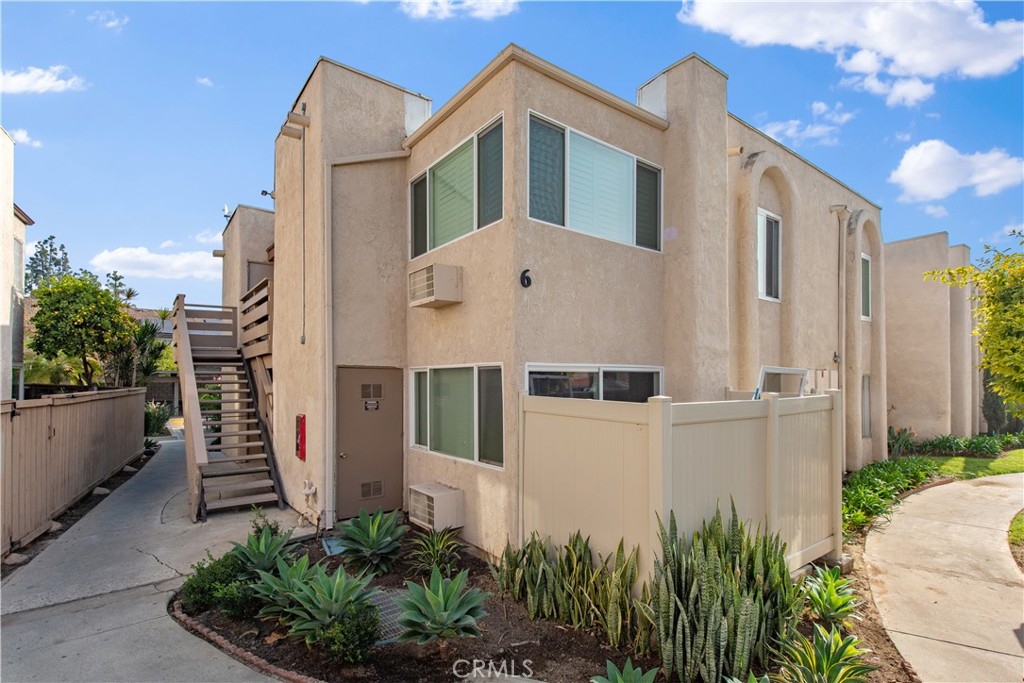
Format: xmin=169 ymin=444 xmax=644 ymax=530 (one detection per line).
xmin=827 ymin=389 xmax=845 ymax=562
xmin=765 ymin=393 xmax=780 ymax=534
xmin=648 ymin=395 xmax=672 ymax=568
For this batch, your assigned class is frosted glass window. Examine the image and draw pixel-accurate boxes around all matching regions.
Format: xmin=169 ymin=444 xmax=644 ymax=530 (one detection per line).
xmin=568 ymin=132 xmax=634 ymax=244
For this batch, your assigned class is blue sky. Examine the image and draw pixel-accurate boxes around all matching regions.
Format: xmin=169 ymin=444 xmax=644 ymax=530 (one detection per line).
xmin=3 ymin=0 xmax=1022 ymax=309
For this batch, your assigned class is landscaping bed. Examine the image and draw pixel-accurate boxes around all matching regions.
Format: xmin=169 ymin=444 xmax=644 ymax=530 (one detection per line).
xmin=175 ymin=531 xmax=653 ymax=682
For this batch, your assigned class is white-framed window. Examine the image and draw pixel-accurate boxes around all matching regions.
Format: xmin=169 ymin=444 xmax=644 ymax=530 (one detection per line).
xmin=528 ymin=112 xmax=661 ymax=251
xmin=411 ymin=116 xmax=503 ymax=258
xmin=411 ymin=364 xmax=503 ymax=467
xmin=756 ymin=365 xmax=808 ymax=397
xmin=861 ymin=253 xmax=871 ymax=321
xmin=525 ymin=363 xmax=662 ymax=403
xmin=757 ymin=208 xmax=781 ymax=301
xmin=861 ymin=374 xmax=871 ymax=437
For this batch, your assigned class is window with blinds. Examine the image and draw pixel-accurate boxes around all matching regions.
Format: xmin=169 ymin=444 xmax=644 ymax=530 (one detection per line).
xmin=414 ymin=365 xmax=504 ymax=466
xmin=757 ymin=209 xmax=782 ymax=300
xmin=529 ymin=113 xmax=661 ymax=251
xmin=411 ymin=117 xmax=503 ymax=258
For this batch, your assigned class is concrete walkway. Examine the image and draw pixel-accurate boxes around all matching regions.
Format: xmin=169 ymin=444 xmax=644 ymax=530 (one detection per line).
xmin=1 ymin=440 xmax=307 ymax=682
xmin=864 ymin=473 xmax=1024 ymax=683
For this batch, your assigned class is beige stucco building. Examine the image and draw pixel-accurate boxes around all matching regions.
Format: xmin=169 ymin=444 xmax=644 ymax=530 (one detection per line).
xmin=214 ymin=45 xmax=900 ymax=555
xmin=2 ymin=127 xmax=32 ymax=401
xmin=885 ymin=232 xmax=983 ymax=439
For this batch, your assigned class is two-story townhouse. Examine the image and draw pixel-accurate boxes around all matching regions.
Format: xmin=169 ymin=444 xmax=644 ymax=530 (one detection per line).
xmin=2 ymin=126 xmax=34 ymax=400
xmin=248 ymin=45 xmax=887 ymax=555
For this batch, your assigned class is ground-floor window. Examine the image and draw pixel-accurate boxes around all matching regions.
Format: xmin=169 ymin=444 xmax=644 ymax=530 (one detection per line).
xmin=411 ymin=365 xmax=503 ymax=467
xmin=526 ymin=365 xmax=661 ymax=403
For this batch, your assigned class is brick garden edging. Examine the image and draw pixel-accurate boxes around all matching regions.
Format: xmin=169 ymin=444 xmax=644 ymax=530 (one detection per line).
xmin=169 ymin=599 xmax=327 ymax=683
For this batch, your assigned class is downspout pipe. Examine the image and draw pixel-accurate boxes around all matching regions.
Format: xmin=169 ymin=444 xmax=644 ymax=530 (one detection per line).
xmin=830 ymin=204 xmax=850 ymax=471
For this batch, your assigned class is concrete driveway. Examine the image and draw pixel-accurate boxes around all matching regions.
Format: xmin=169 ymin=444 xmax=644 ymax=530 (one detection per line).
xmin=865 ymin=473 xmax=1024 ymax=683
xmin=1 ymin=440 xmax=307 ymax=683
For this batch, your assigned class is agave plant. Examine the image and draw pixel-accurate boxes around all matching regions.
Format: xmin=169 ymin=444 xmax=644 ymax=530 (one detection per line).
xmin=396 ymin=567 xmax=489 ymax=645
xmin=230 ymin=526 xmax=295 ymax=580
xmin=804 ymin=565 xmax=862 ymax=631
xmin=775 ymin=624 xmax=874 ymax=683
xmin=334 ymin=507 xmax=408 ymax=575
xmin=279 ymin=564 xmax=378 ymax=645
xmin=591 ymin=658 xmax=657 ymax=683
xmin=252 ymin=554 xmax=320 ymax=623
xmin=409 ymin=526 xmax=464 ymax=577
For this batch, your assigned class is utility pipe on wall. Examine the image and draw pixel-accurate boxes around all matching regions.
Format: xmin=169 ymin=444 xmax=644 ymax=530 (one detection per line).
xmin=831 ymin=204 xmax=849 ymax=471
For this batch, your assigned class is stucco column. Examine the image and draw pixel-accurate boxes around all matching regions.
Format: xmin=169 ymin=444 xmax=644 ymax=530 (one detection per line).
xmin=843 ymin=216 xmax=864 ymax=470
xmin=734 ymin=167 xmax=759 ymax=390
xmin=948 ymin=245 xmax=973 ymax=436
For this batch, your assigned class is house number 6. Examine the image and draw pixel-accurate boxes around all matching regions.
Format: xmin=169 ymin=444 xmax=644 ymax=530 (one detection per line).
xmin=520 ymin=269 xmax=532 ymax=288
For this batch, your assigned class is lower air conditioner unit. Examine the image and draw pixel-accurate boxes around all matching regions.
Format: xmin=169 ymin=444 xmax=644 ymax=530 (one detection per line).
xmin=408 ymin=482 xmax=464 ymax=530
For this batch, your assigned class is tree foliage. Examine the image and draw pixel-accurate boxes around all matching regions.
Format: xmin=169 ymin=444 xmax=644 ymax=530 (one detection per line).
xmin=929 ymin=231 xmax=1024 ymax=417
xmin=25 ymin=235 xmax=72 ymax=294
xmin=29 ymin=275 xmax=136 ymax=386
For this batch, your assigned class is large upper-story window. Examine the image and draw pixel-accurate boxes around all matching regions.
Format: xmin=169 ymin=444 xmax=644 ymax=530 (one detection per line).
xmin=757 ymin=208 xmax=781 ymax=301
xmin=411 ymin=118 xmax=503 ymax=258
xmin=529 ymin=114 xmax=661 ymax=251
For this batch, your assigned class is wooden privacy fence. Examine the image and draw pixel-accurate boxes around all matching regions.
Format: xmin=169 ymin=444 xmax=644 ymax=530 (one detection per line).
xmin=1 ymin=387 xmax=145 ymax=556
xmin=521 ymin=390 xmax=843 ymax=576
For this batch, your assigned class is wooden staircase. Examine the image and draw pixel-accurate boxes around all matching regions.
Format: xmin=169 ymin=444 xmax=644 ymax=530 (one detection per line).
xmin=173 ymin=296 xmax=284 ymax=521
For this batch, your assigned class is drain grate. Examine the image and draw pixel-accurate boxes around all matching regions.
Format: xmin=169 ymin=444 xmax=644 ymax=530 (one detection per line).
xmin=371 ymin=587 xmax=407 ymax=644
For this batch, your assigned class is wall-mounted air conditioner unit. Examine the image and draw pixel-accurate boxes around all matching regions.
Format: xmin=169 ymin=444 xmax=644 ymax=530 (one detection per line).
xmin=408 ymin=482 xmax=464 ymax=530
xmin=409 ymin=264 xmax=462 ymax=308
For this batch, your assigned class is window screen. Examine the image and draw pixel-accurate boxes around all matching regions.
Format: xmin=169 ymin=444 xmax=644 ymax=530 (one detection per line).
xmin=429 ymin=140 xmax=474 ymax=249
xmin=758 ymin=211 xmax=781 ymax=299
xmin=477 ymin=122 xmax=503 ymax=227
xmin=602 ymin=371 xmax=658 ymax=403
xmin=636 ymin=163 xmax=660 ymax=250
xmin=529 ymin=116 xmax=565 ymax=225
xmin=411 ymin=177 xmax=428 ymax=258
xmin=478 ymin=367 xmax=503 ymax=466
xmin=414 ymin=372 xmax=428 ymax=446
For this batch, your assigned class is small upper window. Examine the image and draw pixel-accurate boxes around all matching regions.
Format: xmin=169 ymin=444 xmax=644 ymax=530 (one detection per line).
xmin=757 ymin=209 xmax=781 ymax=300
xmin=411 ymin=118 xmax=503 ymax=258
xmin=861 ymin=254 xmax=871 ymax=320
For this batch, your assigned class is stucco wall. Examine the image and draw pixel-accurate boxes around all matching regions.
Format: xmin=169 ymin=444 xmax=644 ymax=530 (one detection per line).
xmin=221 ymin=205 xmax=274 ymax=325
xmin=948 ymin=245 xmax=974 ymax=436
xmin=1 ymin=128 xmax=24 ymax=401
xmin=884 ymin=233 xmax=954 ymax=438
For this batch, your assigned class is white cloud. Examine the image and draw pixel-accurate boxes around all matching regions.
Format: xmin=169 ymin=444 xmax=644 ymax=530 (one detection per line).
xmin=677 ymin=1 xmax=1022 ymax=107
xmin=923 ymin=205 xmax=948 ymax=218
xmin=399 ymin=0 xmax=518 ymax=20
xmin=762 ymin=101 xmax=855 ymax=147
xmin=1 ymin=65 xmax=86 ymax=94
xmin=196 ymin=76 xmax=214 ymax=87
xmin=159 ymin=239 xmax=181 ymax=249
xmin=9 ymin=128 xmax=42 ymax=148
xmin=193 ymin=230 xmax=222 ymax=245
xmin=894 ymin=131 xmax=912 ymax=143
xmin=25 ymin=241 xmax=38 ymax=260
xmin=90 ymin=247 xmax=221 ymax=281
xmin=888 ymin=139 xmax=1024 ymax=202
xmin=981 ymin=223 xmax=1022 ymax=245
xmin=88 ymin=10 xmax=129 ymax=31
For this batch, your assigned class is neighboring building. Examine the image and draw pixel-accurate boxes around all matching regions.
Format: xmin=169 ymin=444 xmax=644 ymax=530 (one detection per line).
xmin=213 ymin=45 xmax=894 ymax=555
xmin=216 ymin=205 xmax=275 ymax=336
xmin=2 ymin=126 xmax=33 ymax=400
xmin=885 ymin=233 xmax=983 ymax=439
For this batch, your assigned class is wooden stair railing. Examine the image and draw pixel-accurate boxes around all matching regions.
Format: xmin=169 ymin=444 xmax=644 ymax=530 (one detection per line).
xmin=172 ymin=294 xmax=210 ymax=522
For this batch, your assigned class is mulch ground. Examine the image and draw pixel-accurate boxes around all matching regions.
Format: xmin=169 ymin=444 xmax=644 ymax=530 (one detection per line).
xmin=179 ymin=534 xmax=656 ymax=682
xmin=1 ymin=447 xmax=155 ymax=579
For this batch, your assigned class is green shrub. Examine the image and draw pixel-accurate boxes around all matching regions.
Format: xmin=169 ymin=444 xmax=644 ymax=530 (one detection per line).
xmin=916 ymin=434 xmax=966 ymax=456
xmin=230 ymin=526 xmax=295 ymax=580
xmin=212 ymin=579 xmax=261 ymax=618
xmin=963 ymin=434 xmax=1002 ymax=457
xmin=1002 ymin=432 xmax=1024 ymax=450
xmin=651 ymin=504 xmax=804 ymax=683
xmin=334 ymin=507 xmax=408 ymax=575
xmin=774 ymin=624 xmax=874 ymax=683
xmin=490 ymin=539 xmax=526 ymax=600
xmin=280 ymin=565 xmax=377 ymax=646
xmin=552 ymin=531 xmax=597 ymax=629
xmin=144 ymin=401 xmax=172 ymax=436
xmin=409 ymin=526 xmax=463 ymax=577
xmin=250 ymin=506 xmax=283 ymax=537
xmin=803 ymin=566 xmax=861 ymax=631
xmin=591 ymin=658 xmax=658 ymax=683
xmin=397 ymin=567 xmax=489 ymax=645
xmin=180 ymin=551 xmax=245 ymax=614
xmin=252 ymin=554 xmax=319 ymax=624
xmin=842 ymin=457 xmax=937 ymax=534
xmin=887 ymin=426 xmax=915 ymax=458
xmin=315 ymin=602 xmax=381 ymax=664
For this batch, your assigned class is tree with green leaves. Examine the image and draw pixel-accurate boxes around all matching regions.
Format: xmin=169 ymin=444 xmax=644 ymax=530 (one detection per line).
xmin=25 ymin=235 xmax=72 ymax=293
xmin=29 ymin=275 xmax=136 ymax=386
xmin=929 ymin=231 xmax=1024 ymax=418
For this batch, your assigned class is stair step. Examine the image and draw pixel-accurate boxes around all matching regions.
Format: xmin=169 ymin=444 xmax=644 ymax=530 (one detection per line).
xmin=207 ymin=453 xmax=267 ymax=464
xmin=201 ymin=409 xmax=256 ymax=415
xmin=202 ymin=465 xmax=270 ymax=478
xmin=205 ymin=479 xmax=275 ymax=495
xmin=205 ymin=492 xmax=280 ymax=512
xmin=211 ymin=429 xmax=261 ymax=437
xmin=205 ymin=418 xmax=258 ymax=426
xmin=200 ymin=388 xmax=251 ymax=394
xmin=208 ymin=441 xmax=265 ymax=451
xmin=200 ymin=397 xmax=252 ymax=403
xmin=195 ymin=362 xmax=243 ymax=368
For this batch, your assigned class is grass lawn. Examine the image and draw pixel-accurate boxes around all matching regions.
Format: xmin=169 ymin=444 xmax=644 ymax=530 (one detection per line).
xmin=1009 ymin=509 xmax=1024 ymax=571
xmin=927 ymin=449 xmax=1024 ymax=479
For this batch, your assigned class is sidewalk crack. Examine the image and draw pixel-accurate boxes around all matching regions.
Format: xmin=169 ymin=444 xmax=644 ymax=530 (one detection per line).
xmin=132 ymin=547 xmax=184 ymax=577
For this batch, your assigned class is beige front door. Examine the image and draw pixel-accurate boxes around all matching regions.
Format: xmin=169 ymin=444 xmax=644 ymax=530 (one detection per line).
xmin=335 ymin=367 xmax=404 ymax=520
